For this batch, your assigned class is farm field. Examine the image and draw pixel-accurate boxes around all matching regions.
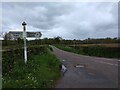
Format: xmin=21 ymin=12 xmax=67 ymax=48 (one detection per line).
xmin=55 ymin=43 xmax=120 ymax=59
xmin=69 ymin=43 xmax=120 ymax=47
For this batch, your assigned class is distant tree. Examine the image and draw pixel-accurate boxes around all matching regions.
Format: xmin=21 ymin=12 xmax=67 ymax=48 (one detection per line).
xmin=44 ymin=38 xmax=48 ymax=44
xmin=3 ymin=33 xmax=9 ymax=46
xmin=54 ymin=36 xmax=62 ymax=44
xmin=3 ymin=32 xmax=12 ymax=40
xmin=3 ymin=33 xmax=8 ymax=40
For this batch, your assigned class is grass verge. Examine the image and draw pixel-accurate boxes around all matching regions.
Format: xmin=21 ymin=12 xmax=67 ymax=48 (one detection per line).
xmin=55 ymin=45 xmax=120 ymax=59
xmin=2 ymin=46 xmax=61 ymax=88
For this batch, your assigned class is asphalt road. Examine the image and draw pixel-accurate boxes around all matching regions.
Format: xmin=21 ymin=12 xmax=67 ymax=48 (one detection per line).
xmin=50 ymin=45 xmax=119 ymax=88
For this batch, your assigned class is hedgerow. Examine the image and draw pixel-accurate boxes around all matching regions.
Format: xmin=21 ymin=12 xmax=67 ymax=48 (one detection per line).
xmin=56 ymin=45 xmax=120 ymax=59
xmin=2 ymin=46 xmax=60 ymax=88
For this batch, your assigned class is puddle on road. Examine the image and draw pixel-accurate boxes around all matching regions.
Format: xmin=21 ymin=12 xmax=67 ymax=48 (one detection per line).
xmin=62 ymin=60 xmax=66 ymax=62
xmin=88 ymin=72 xmax=95 ymax=76
xmin=74 ymin=64 xmax=96 ymax=76
xmin=75 ymin=64 xmax=86 ymax=68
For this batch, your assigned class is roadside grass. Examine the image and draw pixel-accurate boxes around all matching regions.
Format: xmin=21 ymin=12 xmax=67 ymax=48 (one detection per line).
xmin=2 ymin=46 xmax=61 ymax=88
xmin=69 ymin=43 xmax=120 ymax=48
xmin=55 ymin=45 xmax=120 ymax=59
xmin=55 ymin=45 xmax=79 ymax=54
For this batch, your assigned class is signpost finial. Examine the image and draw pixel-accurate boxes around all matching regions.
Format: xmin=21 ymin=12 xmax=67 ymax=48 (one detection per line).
xmin=22 ymin=22 xmax=27 ymax=26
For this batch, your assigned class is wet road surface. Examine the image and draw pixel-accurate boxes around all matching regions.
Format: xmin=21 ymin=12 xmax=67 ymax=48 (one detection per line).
xmin=50 ymin=46 xmax=119 ymax=88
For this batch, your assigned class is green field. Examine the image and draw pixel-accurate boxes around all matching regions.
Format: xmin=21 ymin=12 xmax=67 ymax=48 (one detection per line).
xmin=2 ymin=46 xmax=61 ymax=88
xmin=55 ymin=44 xmax=120 ymax=59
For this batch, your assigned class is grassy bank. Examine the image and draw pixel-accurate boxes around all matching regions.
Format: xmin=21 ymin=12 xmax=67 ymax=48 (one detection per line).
xmin=2 ymin=46 xmax=61 ymax=88
xmin=55 ymin=45 xmax=120 ymax=59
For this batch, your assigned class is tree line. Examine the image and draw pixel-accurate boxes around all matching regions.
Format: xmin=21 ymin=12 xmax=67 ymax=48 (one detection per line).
xmin=1 ymin=32 xmax=120 ymax=46
xmin=2 ymin=35 xmax=120 ymax=47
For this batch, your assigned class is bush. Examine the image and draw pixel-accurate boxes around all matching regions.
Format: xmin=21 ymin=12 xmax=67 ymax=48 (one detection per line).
xmin=81 ymin=46 xmax=119 ymax=58
xmin=2 ymin=46 xmax=47 ymax=76
xmin=56 ymin=45 xmax=120 ymax=59
xmin=2 ymin=46 xmax=61 ymax=88
xmin=49 ymin=47 xmax=53 ymax=51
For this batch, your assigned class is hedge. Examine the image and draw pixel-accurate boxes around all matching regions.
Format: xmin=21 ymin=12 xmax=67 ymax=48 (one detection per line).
xmin=2 ymin=46 xmax=47 ymax=76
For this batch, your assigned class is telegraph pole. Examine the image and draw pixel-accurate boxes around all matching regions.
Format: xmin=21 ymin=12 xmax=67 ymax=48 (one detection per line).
xmin=22 ymin=22 xmax=27 ymax=64
xmin=73 ymin=39 xmax=76 ymax=48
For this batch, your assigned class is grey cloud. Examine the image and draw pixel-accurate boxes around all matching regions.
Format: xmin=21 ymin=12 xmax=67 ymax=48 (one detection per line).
xmin=2 ymin=2 xmax=73 ymax=30
xmin=2 ymin=2 xmax=118 ymax=39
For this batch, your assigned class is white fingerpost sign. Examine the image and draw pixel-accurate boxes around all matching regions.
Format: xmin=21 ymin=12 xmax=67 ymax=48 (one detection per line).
xmin=35 ymin=32 xmax=42 ymax=39
xmin=22 ymin=22 xmax=27 ymax=64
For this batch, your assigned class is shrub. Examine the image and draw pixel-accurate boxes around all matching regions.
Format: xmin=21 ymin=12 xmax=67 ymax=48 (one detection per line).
xmin=2 ymin=46 xmax=61 ymax=88
xmin=2 ymin=46 xmax=47 ymax=76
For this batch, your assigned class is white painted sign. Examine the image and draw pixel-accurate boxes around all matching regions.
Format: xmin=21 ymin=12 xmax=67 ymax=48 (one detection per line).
xmin=8 ymin=31 xmax=42 ymax=40
xmin=27 ymin=32 xmax=42 ymax=38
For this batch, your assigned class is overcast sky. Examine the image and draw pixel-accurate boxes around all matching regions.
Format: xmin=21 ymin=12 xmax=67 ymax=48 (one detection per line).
xmin=1 ymin=2 xmax=118 ymax=40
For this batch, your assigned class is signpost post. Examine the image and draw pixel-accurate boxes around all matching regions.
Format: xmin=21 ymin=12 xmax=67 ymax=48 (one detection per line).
xmin=22 ymin=22 xmax=27 ymax=64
